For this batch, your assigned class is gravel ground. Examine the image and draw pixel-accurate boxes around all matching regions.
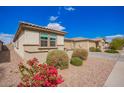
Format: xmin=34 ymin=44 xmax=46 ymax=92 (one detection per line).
xmin=0 ymin=45 xmax=119 ymax=87
xmin=0 ymin=45 xmax=23 ymax=87
xmin=89 ymin=52 xmax=120 ymax=61
xmin=59 ymin=57 xmax=117 ymax=87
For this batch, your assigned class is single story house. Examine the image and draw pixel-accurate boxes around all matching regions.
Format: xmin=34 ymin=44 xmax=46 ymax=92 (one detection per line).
xmin=13 ymin=22 xmax=67 ymax=63
xmin=0 ymin=40 xmax=3 ymax=51
xmin=64 ymin=38 xmax=105 ymax=51
xmin=93 ymin=38 xmax=106 ymax=51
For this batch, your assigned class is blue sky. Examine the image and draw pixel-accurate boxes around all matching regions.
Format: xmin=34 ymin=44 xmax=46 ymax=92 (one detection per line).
xmin=0 ymin=6 xmax=124 ymax=43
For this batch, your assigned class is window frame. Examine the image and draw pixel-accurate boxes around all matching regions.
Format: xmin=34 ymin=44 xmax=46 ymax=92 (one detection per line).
xmin=40 ymin=32 xmax=48 ymax=47
xmin=50 ymin=33 xmax=57 ymax=47
xmin=40 ymin=32 xmax=57 ymax=47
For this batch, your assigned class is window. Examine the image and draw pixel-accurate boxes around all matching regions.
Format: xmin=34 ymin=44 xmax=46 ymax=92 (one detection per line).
xmin=40 ymin=33 xmax=57 ymax=47
xmin=40 ymin=33 xmax=48 ymax=47
xmin=50 ymin=34 xmax=56 ymax=47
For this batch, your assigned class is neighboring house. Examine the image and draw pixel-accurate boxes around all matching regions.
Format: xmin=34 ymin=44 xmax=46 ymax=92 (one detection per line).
xmin=0 ymin=40 xmax=3 ymax=52
xmin=93 ymin=38 xmax=106 ymax=51
xmin=13 ymin=22 xmax=67 ymax=63
xmin=64 ymin=38 xmax=105 ymax=51
xmin=103 ymin=42 xmax=110 ymax=50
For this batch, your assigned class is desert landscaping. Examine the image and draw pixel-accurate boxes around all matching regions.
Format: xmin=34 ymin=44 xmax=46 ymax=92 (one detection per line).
xmin=0 ymin=44 xmax=121 ymax=87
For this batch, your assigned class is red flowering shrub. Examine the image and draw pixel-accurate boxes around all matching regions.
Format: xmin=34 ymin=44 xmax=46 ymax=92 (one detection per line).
xmin=18 ymin=58 xmax=64 ymax=87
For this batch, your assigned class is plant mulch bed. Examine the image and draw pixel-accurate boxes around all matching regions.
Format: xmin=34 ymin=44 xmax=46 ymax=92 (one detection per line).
xmin=59 ymin=57 xmax=116 ymax=87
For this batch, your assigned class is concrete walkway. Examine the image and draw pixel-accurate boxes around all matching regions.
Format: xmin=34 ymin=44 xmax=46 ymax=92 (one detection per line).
xmin=104 ymin=50 xmax=124 ymax=87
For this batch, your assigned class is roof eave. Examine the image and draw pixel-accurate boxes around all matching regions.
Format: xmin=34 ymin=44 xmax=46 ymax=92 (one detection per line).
xmin=13 ymin=22 xmax=67 ymax=42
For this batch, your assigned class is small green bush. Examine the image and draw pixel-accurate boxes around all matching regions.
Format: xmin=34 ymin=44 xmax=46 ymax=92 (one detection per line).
xmin=70 ymin=57 xmax=83 ymax=66
xmin=89 ymin=47 xmax=96 ymax=52
xmin=89 ymin=47 xmax=101 ymax=52
xmin=104 ymin=49 xmax=119 ymax=53
xmin=95 ymin=48 xmax=101 ymax=52
xmin=110 ymin=38 xmax=124 ymax=50
xmin=46 ymin=50 xmax=69 ymax=70
xmin=72 ymin=48 xmax=88 ymax=60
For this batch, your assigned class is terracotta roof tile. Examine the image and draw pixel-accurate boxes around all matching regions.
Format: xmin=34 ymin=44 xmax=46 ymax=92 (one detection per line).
xmin=65 ymin=37 xmax=96 ymax=42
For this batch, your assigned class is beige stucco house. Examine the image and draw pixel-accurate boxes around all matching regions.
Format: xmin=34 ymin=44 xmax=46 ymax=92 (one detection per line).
xmin=13 ymin=22 xmax=67 ymax=63
xmin=93 ymin=38 xmax=106 ymax=51
xmin=0 ymin=40 xmax=3 ymax=51
xmin=64 ymin=38 xmax=105 ymax=51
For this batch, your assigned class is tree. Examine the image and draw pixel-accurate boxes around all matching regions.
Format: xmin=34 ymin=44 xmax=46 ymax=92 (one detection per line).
xmin=110 ymin=38 xmax=124 ymax=50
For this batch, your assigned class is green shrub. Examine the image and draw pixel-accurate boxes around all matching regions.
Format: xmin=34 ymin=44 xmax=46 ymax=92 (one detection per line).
xmin=104 ymin=49 xmax=119 ymax=53
xmin=89 ymin=47 xmax=96 ymax=52
xmin=89 ymin=47 xmax=101 ymax=52
xmin=72 ymin=48 xmax=88 ymax=60
xmin=46 ymin=50 xmax=69 ymax=70
xmin=95 ymin=48 xmax=101 ymax=52
xmin=110 ymin=38 xmax=124 ymax=50
xmin=70 ymin=57 xmax=83 ymax=66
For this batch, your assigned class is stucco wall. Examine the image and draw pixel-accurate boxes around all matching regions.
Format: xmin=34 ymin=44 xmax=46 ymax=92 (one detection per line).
xmin=24 ymin=50 xmax=73 ymax=63
xmin=14 ymin=30 xmax=40 ymax=58
xmin=98 ymin=40 xmax=105 ymax=51
xmin=66 ymin=50 xmax=73 ymax=60
xmin=56 ymin=35 xmax=64 ymax=50
xmin=24 ymin=30 xmax=40 ymax=44
xmin=24 ymin=51 xmax=48 ymax=63
xmin=24 ymin=31 xmax=65 ymax=50
xmin=64 ymin=41 xmax=74 ymax=49
xmin=89 ymin=41 xmax=96 ymax=48
xmin=23 ymin=33 xmax=65 ymax=62
xmin=57 ymin=35 xmax=64 ymax=45
xmin=57 ymin=45 xmax=64 ymax=50
xmin=23 ymin=46 xmax=58 ymax=63
xmin=24 ymin=45 xmax=58 ymax=52
xmin=0 ymin=42 xmax=2 ymax=51
xmin=24 ymin=45 xmax=39 ymax=51
xmin=24 ymin=48 xmax=73 ymax=63
xmin=14 ymin=31 xmax=25 ymax=58
xmin=64 ymin=40 xmax=96 ymax=51
xmin=14 ymin=29 xmax=65 ymax=61
xmin=75 ymin=41 xmax=89 ymax=50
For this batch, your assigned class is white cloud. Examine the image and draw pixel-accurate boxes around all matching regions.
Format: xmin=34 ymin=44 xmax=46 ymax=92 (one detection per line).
xmin=0 ymin=33 xmax=14 ymax=44
xmin=46 ymin=23 xmax=65 ymax=31
xmin=105 ymin=34 xmax=124 ymax=42
xmin=64 ymin=6 xmax=76 ymax=11
xmin=49 ymin=16 xmax=58 ymax=21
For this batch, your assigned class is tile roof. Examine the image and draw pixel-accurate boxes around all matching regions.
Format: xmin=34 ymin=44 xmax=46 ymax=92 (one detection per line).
xmin=20 ymin=21 xmax=67 ymax=33
xmin=92 ymin=38 xmax=105 ymax=41
xmin=64 ymin=37 xmax=96 ymax=42
xmin=13 ymin=21 xmax=67 ymax=42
